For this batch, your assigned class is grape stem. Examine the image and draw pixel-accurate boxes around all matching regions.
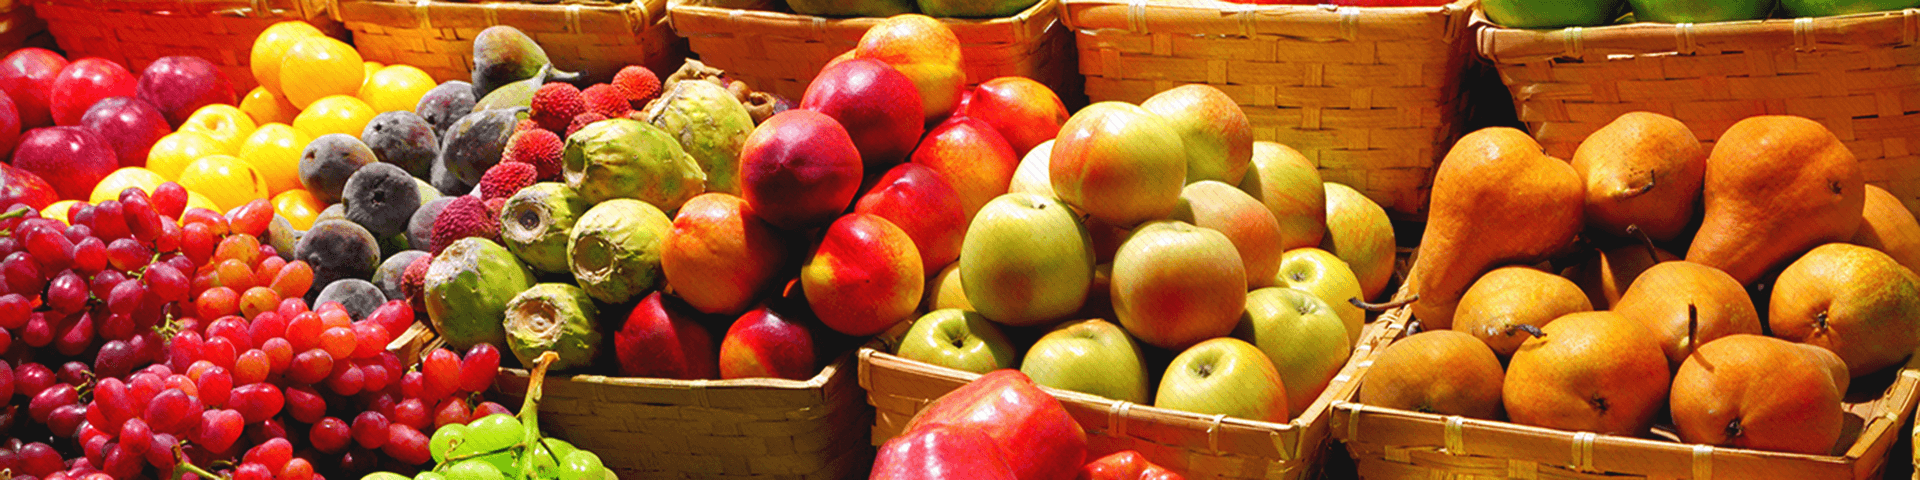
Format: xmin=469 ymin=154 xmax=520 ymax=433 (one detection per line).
xmin=515 ymin=351 xmax=560 ymax=478
xmin=172 ymin=448 xmax=228 ymax=480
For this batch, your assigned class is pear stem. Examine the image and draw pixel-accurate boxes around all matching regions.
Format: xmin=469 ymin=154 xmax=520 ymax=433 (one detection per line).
xmin=1505 ymin=324 xmax=1546 ymax=339
xmin=1351 ymin=294 xmax=1418 ymax=312
xmin=1685 ymin=304 xmax=1699 ymax=351
xmin=1625 ymin=224 xmax=1661 ymax=261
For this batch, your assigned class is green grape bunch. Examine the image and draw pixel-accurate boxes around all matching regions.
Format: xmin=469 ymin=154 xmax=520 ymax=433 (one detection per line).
xmin=362 ymin=351 xmax=615 ymax=480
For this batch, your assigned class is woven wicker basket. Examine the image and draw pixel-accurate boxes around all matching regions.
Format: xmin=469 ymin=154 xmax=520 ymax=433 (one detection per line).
xmin=335 ymin=0 xmax=686 ymax=85
xmin=1479 ymin=9 xmax=1920 ymax=215
xmin=858 ymin=315 xmax=1401 ymax=479
xmin=1061 ymin=0 xmax=1477 ymax=218
xmin=1332 ymin=309 xmax=1920 ymax=480
xmin=667 ymin=0 xmax=1079 ymax=105
xmin=34 ymin=0 xmax=340 ymax=92
xmin=0 ymin=0 xmax=48 ymax=53
xmin=490 ymin=354 xmax=873 ymax=480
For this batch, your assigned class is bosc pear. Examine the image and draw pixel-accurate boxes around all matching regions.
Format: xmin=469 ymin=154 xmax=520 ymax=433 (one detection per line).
xmin=1570 ymin=112 xmax=1705 ymax=242
xmin=1452 ymin=266 xmax=1592 ymax=358
xmin=1851 ymin=184 xmax=1920 ymax=273
xmin=1403 ymin=127 xmax=1584 ymax=330
xmin=1611 ymin=261 xmax=1762 ymax=369
xmin=1687 ymin=116 xmax=1864 ymax=285
xmin=1770 ymin=243 xmax=1920 ymax=378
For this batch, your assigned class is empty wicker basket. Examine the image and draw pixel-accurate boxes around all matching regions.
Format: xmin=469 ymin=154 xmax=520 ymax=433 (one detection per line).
xmin=35 ymin=0 xmax=341 ymax=91
xmin=667 ymin=0 xmax=1079 ymax=105
xmin=1479 ymin=9 xmax=1920 ymax=214
xmin=335 ymin=0 xmax=686 ymax=85
xmin=1062 ymin=0 xmax=1478 ymax=218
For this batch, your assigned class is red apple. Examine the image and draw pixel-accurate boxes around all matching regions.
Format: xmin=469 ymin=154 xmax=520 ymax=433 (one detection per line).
xmin=855 ymin=163 xmax=968 ymax=275
xmin=0 ymin=163 xmax=59 ymax=209
xmin=0 ymin=48 xmax=69 ymax=129
xmin=50 ymin=58 xmax=139 ymax=126
xmin=872 ymin=423 xmax=1016 ymax=480
xmin=12 ymin=126 xmax=117 ymax=200
xmin=739 ymin=110 xmax=865 ymax=231
xmin=1080 ymin=451 xmax=1185 ymax=480
xmin=800 ymin=58 xmax=925 ymax=171
xmin=905 ymin=369 xmax=1088 ymax=480
xmin=956 ymin=77 xmax=1070 ymax=158
xmin=80 ymin=97 xmax=172 ymax=168
xmin=613 ymin=292 xmax=719 ymax=380
xmin=910 ymin=116 xmax=1019 ymax=220
xmin=661 ymin=193 xmax=791 ymax=316
xmin=801 ymin=213 xmax=924 ymax=336
xmin=852 ymin=15 xmax=966 ymax=124
xmin=137 ymin=56 xmax=237 ymax=128
xmin=0 ymin=89 xmax=17 ymax=158
xmin=717 ymin=306 xmax=818 ymax=380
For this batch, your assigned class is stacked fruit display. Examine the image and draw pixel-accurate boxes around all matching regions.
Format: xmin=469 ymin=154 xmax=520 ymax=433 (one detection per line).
xmin=1359 ymin=111 xmax=1920 ymax=455
xmin=703 ymin=0 xmax=1039 ymax=19
xmin=1485 ymin=0 xmax=1917 ymax=27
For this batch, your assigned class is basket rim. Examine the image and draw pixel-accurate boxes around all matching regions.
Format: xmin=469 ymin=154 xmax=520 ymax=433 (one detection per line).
xmin=665 ymin=0 xmax=1057 ymax=34
xmin=500 ymin=349 xmax=851 ymax=392
xmin=1330 ymin=309 xmax=1920 ymax=479
xmin=858 ymin=310 xmax=1404 ymax=462
xmin=334 ymin=0 xmax=670 ymax=31
xmin=32 ymin=0 xmax=325 ymax=18
xmin=1475 ymin=7 xmax=1920 ymax=64
xmin=1060 ymin=0 xmax=1476 ymax=35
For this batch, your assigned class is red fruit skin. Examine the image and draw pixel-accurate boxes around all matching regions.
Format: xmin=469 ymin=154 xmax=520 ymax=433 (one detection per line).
xmin=717 ymin=307 xmax=816 ymax=380
xmin=135 ymin=56 xmax=236 ymax=128
xmin=614 ymin=292 xmax=719 ymax=380
xmin=0 ymin=88 xmax=19 ymax=158
xmin=872 ymin=423 xmax=1017 ymax=480
xmin=904 ymin=370 xmax=1089 ymax=480
xmin=0 ymin=163 xmax=60 ymax=209
xmin=1079 ymin=451 xmax=1186 ymax=480
xmin=50 ymin=58 xmax=139 ymax=127
xmin=738 ymin=110 xmax=864 ymax=231
xmin=0 ymin=48 xmax=69 ymax=129
xmin=953 ymin=77 xmax=1070 ymax=158
xmin=854 ymin=162 xmax=968 ymax=275
xmin=800 ymin=59 xmax=925 ymax=171
xmin=12 ymin=126 xmax=117 ymax=200
xmin=908 ymin=116 xmax=1019 ymax=220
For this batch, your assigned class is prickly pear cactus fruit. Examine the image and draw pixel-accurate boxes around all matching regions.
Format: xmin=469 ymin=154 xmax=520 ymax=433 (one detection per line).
xmin=499 ymin=182 xmax=590 ymax=275
xmin=504 ymin=283 xmax=601 ymax=372
xmin=562 ymin=118 xmax=707 ymax=211
xmin=425 ymin=237 xmax=536 ymax=350
xmin=646 ymin=80 xmax=753 ymax=196
xmin=567 ymin=198 xmax=673 ymax=304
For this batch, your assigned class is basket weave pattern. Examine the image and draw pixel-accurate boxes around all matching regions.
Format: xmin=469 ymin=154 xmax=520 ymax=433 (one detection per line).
xmin=1333 ymin=310 xmax=1920 ymax=480
xmin=490 ymin=354 xmax=873 ymax=480
xmin=1479 ymin=9 xmax=1920 ymax=214
xmin=337 ymin=0 xmax=686 ymax=84
xmin=858 ymin=317 xmax=1399 ymax=480
xmin=35 ymin=0 xmax=339 ymax=91
xmin=1062 ymin=0 xmax=1477 ymax=218
xmin=667 ymin=0 xmax=1078 ymax=104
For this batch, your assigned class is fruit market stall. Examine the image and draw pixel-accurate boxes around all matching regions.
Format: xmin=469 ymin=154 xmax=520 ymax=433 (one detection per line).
xmin=2 ymin=0 xmax=1920 ymax=478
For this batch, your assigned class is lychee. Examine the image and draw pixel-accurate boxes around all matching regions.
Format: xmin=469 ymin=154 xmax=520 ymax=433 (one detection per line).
xmin=430 ymin=195 xmax=501 ymax=254
xmin=581 ymin=84 xmax=632 ymax=118
xmin=504 ymin=128 xmax=564 ymax=181
xmin=567 ymin=112 xmax=608 ymax=138
xmin=614 ymin=66 xmax=662 ymax=109
xmin=479 ymin=162 xmax=538 ymax=201
xmin=529 ymin=82 xmax=586 ymax=133
xmin=401 ymin=253 xmax=432 ymax=312
xmin=515 ymin=119 xmax=541 ymax=133
xmin=485 ymin=197 xmax=507 ymax=218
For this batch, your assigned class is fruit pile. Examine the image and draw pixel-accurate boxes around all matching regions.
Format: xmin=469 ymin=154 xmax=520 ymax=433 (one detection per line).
xmin=1362 ymin=111 xmax=1920 ymax=455
xmin=1485 ymin=0 xmax=1905 ymax=28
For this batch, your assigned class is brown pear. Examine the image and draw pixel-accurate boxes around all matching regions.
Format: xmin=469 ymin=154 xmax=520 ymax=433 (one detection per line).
xmin=1559 ymin=243 xmax=1677 ymax=310
xmin=1770 ymin=243 xmax=1920 ymax=378
xmin=1570 ymin=112 xmax=1706 ymax=241
xmin=1452 ymin=266 xmax=1592 ymax=357
xmin=1611 ymin=261 xmax=1762 ymax=369
xmin=1687 ymin=116 xmax=1864 ymax=285
xmin=1850 ymin=184 xmax=1920 ymax=273
xmin=1405 ymin=127 xmax=1584 ymax=330
xmin=1670 ymin=334 xmax=1844 ymax=455
xmin=1357 ymin=330 xmax=1505 ymax=420
xmin=1504 ymin=311 xmax=1671 ymax=436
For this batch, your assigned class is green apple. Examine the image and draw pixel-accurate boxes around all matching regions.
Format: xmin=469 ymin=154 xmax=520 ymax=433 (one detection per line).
xmin=1627 ymin=0 xmax=1770 ymax=22
xmin=1155 ymin=337 xmax=1290 ymax=423
xmin=922 ymin=261 xmax=972 ymax=313
xmin=1008 ymin=139 xmax=1056 ymax=198
xmin=1781 ymin=0 xmax=1920 ymax=17
xmin=1273 ymin=248 xmax=1365 ymax=348
xmin=898 ymin=309 xmax=1018 ymax=374
xmin=1482 ymin=0 xmax=1625 ymax=28
xmin=1235 ymin=288 xmax=1352 ymax=417
xmin=1020 ymin=318 xmax=1151 ymax=404
xmin=960 ymin=193 xmax=1096 ymax=326
xmin=1321 ymin=182 xmax=1396 ymax=301
xmin=916 ymin=0 xmax=1037 ymax=18
xmin=786 ymin=0 xmax=914 ymax=17
xmin=1238 ymin=141 xmax=1324 ymax=253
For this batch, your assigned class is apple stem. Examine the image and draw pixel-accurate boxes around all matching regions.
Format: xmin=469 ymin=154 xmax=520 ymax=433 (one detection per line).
xmin=1350 ymin=294 xmax=1418 ymax=312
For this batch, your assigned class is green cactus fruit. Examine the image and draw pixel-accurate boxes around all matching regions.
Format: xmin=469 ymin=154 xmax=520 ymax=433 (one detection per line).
xmin=425 ymin=237 xmax=536 ymax=350
xmin=568 ymin=199 xmax=672 ymax=304
xmin=563 ymin=118 xmax=707 ymax=211
xmin=646 ymin=79 xmax=754 ymax=196
xmin=499 ymin=182 xmax=590 ymax=275
xmin=504 ymin=283 xmax=601 ymax=372
xmin=471 ymin=26 xmax=581 ymax=98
